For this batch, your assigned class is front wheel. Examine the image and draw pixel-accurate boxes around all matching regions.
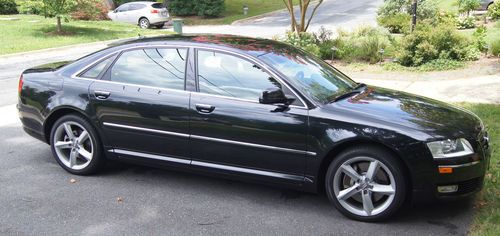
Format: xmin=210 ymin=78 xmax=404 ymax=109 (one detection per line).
xmin=139 ymin=18 xmax=150 ymax=29
xmin=325 ymin=146 xmax=407 ymax=221
xmin=50 ymin=114 xmax=104 ymax=175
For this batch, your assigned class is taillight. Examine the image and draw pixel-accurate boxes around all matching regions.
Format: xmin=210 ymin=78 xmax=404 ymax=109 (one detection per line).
xmin=18 ymin=75 xmax=23 ymax=95
xmin=151 ymin=9 xmax=159 ymax=13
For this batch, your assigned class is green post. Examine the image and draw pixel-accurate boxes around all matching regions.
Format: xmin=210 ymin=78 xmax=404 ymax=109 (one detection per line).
xmin=173 ymin=19 xmax=183 ymax=34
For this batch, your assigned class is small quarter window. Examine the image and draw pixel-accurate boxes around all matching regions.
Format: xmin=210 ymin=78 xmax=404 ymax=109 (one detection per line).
xmin=80 ymin=56 xmax=114 ymax=79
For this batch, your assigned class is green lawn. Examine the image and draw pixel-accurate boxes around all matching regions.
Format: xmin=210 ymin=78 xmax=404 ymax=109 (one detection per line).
xmin=458 ymin=103 xmax=500 ymax=236
xmin=0 ymin=14 xmax=168 ymax=55
xmin=182 ymin=0 xmax=298 ymax=25
xmin=437 ymin=0 xmax=459 ymax=12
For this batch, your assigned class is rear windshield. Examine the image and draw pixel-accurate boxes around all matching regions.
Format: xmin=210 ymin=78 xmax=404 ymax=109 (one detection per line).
xmin=151 ymin=3 xmax=163 ymax=9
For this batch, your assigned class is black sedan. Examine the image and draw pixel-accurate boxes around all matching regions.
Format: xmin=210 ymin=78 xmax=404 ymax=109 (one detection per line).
xmin=17 ymin=35 xmax=491 ymax=221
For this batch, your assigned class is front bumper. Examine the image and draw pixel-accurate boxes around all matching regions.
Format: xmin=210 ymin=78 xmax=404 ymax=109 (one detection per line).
xmin=413 ymin=132 xmax=491 ymax=202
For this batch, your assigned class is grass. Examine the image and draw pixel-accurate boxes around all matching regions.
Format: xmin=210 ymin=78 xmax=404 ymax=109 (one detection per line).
xmin=437 ymin=0 xmax=459 ymax=12
xmin=182 ymin=0 xmax=298 ymax=25
xmin=457 ymin=103 xmax=499 ymax=236
xmin=0 ymin=14 xmax=169 ymax=55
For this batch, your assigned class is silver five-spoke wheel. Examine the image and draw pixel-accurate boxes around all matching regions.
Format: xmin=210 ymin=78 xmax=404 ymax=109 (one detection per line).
xmin=333 ymin=157 xmax=396 ymax=217
xmin=53 ymin=121 xmax=94 ymax=170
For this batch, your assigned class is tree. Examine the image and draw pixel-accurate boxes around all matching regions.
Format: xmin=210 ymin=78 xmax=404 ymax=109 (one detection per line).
xmin=42 ymin=0 xmax=76 ymax=33
xmin=282 ymin=0 xmax=324 ymax=33
xmin=458 ymin=0 xmax=480 ymax=17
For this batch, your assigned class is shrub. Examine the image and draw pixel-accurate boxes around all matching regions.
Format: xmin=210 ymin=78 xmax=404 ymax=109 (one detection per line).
xmin=437 ymin=11 xmax=458 ymax=26
xmin=16 ymin=0 xmax=44 ymax=14
xmin=490 ymin=38 xmax=500 ymax=57
xmin=397 ymin=24 xmax=479 ymax=66
xmin=488 ymin=1 xmax=500 ymax=20
xmin=169 ymin=0 xmax=196 ymax=16
xmin=377 ymin=0 xmax=438 ymax=21
xmin=458 ymin=0 xmax=480 ymax=17
xmin=194 ymin=0 xmax=225 ymax=18
xmin=334 ymin=26 xmax=393 ymax=63
xmin=377 ymin=13 xmax=411 ymax=33
xmin=283 ymin=31 xmax=321 ymax=57
xmin=456 ymin=16 xmax=475 ymax=29
xmin=473 ymin=25 xmax=488 ymax=52
xmin=0 ymin=0 xmax=18 ymax=14
xmin=71 ymin=0 xmax=109 ymax=20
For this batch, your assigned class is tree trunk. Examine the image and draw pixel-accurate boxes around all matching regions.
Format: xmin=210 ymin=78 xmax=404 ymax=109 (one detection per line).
xmin=56 ymin=16 xmax=62 ymax=33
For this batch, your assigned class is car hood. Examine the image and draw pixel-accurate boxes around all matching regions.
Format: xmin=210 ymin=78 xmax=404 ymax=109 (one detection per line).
xmin=321 ymin=86 xmax=482 ymax=141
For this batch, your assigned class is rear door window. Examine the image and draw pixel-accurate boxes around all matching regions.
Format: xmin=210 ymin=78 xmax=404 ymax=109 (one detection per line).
xmin=109 ymin=48 xmax=188 ymax=90
xmin=129 ymin=4 xmax=146 ymax=11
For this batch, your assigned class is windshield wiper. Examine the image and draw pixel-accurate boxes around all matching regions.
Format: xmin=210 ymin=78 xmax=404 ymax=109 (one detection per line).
xmin=354 ymin=83 xmax=367 ymax=90
xmin=331 ymin=91 xmax=361 ymax=102
xmin=330 ymin=83 xmax=367 ymax=103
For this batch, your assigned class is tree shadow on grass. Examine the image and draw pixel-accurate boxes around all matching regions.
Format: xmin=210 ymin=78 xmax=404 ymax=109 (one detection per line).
xmin=33 ymin=24 xmax=140 ymax=40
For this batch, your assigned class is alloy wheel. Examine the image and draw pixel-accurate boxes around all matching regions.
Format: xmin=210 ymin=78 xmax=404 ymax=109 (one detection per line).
xmin=53 ymin=121 xmax=94 ymax=170
xmin=333 ymin=156 xmax=396 ymax=217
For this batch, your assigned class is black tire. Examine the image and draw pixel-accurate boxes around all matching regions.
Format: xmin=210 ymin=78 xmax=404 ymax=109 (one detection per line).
xmin=139 ymin=17 xmax=150 ymax=29
xmin=325 ymin=145 xmax=407 ymax=222
xmin=50 ymin=114 xmax=104 ymax=175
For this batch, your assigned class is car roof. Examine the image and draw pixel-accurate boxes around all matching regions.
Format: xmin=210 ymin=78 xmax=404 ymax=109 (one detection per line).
xmin=122 ymin=1 xmax=157 ymax=5
xmin=108 ymin=34 xmax=301 ymax=57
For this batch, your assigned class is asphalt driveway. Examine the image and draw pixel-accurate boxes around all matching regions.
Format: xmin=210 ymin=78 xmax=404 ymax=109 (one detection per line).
xmin=0 ymin=108 xmax=475 ymax=235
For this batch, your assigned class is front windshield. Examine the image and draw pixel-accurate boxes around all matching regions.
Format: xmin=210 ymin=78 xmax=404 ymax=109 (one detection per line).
xmin=257 ymin=50 xmax=357 ymax=104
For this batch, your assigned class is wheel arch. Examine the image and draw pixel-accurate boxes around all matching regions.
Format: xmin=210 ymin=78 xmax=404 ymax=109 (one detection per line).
xmin=316 ymin=139 xmax=413 ymax=195
xmin=43 ymin=106 xmax=92 ymax=144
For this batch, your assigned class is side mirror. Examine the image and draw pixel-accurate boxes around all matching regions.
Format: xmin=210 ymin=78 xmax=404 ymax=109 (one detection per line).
xmin=259 ymin=88 xmax=294 ymax=105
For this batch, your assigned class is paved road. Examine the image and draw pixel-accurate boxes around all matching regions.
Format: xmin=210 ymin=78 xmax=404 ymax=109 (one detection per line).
xmin=184 ymin=0 xmax=383 ymax=38
xmin=0 ymin=43 xmax=482 ymax=236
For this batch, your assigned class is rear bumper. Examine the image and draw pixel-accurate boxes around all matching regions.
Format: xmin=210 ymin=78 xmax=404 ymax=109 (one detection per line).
xmin=148 ymin=15 xmax=169 ymax=25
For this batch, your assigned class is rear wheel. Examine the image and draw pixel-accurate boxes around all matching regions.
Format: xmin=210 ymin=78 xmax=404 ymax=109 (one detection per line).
xmin=325 ymin=146 xmax=407 ymax=221
xmin=139 ymin=18 xmax=150 ymax=29
xmin=50 ymin=114 xmax=104 ymax=175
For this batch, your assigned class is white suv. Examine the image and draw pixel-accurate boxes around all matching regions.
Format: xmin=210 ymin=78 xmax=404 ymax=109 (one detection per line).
xmin=108 ymin=1 xmax=170 ymax=29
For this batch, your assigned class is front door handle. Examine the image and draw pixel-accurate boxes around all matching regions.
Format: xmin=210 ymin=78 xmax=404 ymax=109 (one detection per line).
xmin=195 ymin=103 xmax=215 ymax=113
xmin=94 ymin=90 xmax=111 ymax=100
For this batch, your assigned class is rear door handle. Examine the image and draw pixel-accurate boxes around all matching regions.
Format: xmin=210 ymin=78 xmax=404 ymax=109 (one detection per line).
xmin=195 ymin=103 xmax=215 ymax=113
xmin=94 ymin=90 xmax=111 ymax=100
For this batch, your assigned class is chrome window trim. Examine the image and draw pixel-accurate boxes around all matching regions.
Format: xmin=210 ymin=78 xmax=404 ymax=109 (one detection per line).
xmin=103 ymin=122 xmax=316 ymax=156
xmin=438 ymin=161 xmax=480 ymax=168
xmin=73 ymin=76 xmax=192 ymax=95
xmin=193 ymin=46 xmax=309 ymax=109
xmin=70 ymin=43 xmax=311 ymax=109
xmin=103 ymin=122 xmax=189 ymax=138
xmin=109 ymin=148 xmax=305 ymax=182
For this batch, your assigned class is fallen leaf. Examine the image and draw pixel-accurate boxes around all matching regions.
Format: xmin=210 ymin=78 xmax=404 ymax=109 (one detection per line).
xmin=70 ymin=179 xmax=77 ymax=183
xmin=117 ymin=197 xmax=123 ymax=203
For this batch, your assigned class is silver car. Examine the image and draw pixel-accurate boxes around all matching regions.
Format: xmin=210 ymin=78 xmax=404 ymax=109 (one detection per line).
xmin=108 ymin=1 xmax=170 ymax=29
xmin=479 ymin=0 xmax=495 ymax=10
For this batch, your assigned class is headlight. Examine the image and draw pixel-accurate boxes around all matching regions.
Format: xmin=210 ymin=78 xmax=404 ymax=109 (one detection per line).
xmin=426 ymin=138 xmax=474 ymax=159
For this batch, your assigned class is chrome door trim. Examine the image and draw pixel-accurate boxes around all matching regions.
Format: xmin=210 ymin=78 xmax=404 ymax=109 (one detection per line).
xmin=103 ymin=122 xmax=316 ymax=156
xmin=110 ymin=148 xmax=305 ymax=182
xmin=103 ymin=122 xmax=190 ymax=138
xmin=191 ymin=160 xmax=305 ymax=182
xmin=111 ymin=149 xmax=191 ymax=164
xmin=191 ymin=135 xmax=316 ymax=156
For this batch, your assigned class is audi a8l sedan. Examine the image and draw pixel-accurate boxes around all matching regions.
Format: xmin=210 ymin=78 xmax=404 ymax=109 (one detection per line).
xmin=18 ymin=35 xmax=491 ymax=221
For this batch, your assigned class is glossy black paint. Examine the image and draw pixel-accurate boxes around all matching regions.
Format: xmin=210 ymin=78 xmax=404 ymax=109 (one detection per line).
xmin=18 ymin=35 xmax=490 ymax=201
